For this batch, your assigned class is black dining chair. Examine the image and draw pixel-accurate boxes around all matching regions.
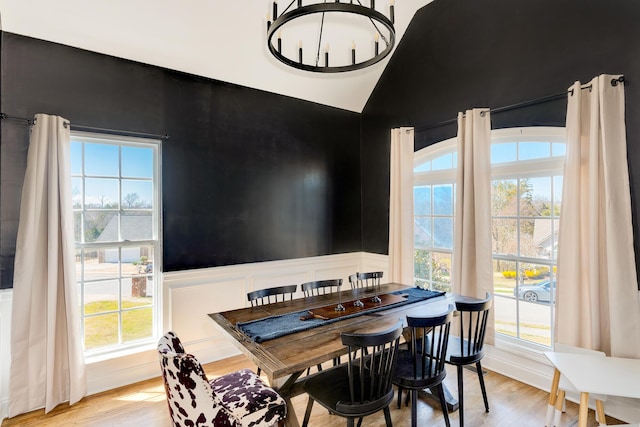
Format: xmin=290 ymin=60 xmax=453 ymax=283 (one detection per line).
xmin=247 ymin=284 xmax=297 ymax=375
xmin=301 ymin=279 xmax=343 ymax=374
xmin=393 ymin=306 xmax=454 ymax=427
xmin=348 ymin=273 xmax=358 ymax=289
xmin=446 ymin=292 xmax=492 ymax=427
xmin=348 ymin=271 xmax=383 ymax=306
xmin=357 ymin=271 xmax=384 ymax=302
xmin=301 ymin=279 xmax=342 ymax=297
xmin=247 ymin=284 xmax=297 ymax=307
xmin=349 ymin=271 xmax=383 ymax=290
xmin=302 ymin=322 xmax=403 ymax=427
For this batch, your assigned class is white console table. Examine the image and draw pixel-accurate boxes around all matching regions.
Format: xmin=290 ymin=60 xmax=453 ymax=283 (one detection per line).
xmin=544 ymin=351 xmax=640 ymax=427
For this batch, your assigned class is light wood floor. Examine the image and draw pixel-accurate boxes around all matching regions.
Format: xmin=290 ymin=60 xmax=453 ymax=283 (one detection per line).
xmin=2 ymin=354 xmax=624 ymax=427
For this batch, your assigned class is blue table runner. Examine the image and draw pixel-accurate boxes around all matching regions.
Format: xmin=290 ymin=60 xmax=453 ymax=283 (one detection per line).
xmin=237 ymin=287 xmax=445 ymax=343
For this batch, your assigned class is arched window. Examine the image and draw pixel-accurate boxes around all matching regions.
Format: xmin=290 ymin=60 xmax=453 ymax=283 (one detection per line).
xmin=414 ymin=127 xmax=565 ymax=347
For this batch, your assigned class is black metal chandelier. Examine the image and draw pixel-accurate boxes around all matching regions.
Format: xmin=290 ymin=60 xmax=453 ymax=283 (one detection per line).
xmin=266 ymin=1 xmax=396 ymax=73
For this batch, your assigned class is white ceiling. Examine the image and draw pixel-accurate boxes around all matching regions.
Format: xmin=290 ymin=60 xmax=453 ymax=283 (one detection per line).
xmin=0 ymin=0 xmax=431 ymax=112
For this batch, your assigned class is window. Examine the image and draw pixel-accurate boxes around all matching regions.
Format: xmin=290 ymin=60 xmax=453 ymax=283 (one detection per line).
xmin=71 ymin=132 xmax=161 ymax=355
xmin=414 ymin=127 xmax=564 ymax=347
xmin=413 ymin=143 xmax=457 ymax=292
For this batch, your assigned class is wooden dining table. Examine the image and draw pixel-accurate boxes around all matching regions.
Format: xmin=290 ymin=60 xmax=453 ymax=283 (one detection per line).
xmin=208 ymin=282 xmax=475 ymax=427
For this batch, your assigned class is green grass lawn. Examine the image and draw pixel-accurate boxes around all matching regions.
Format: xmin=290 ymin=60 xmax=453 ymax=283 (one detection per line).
xmin=84 ymin=300 xmax=152 ymax=350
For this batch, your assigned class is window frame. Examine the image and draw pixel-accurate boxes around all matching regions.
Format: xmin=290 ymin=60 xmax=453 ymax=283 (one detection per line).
xmin=71 ymin=131 xmax=163 ymax=358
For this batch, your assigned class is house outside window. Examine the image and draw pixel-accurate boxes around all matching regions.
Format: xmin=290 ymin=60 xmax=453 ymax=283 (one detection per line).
xmin=71 ymin=132 xmax=161 ymax=355
xmin=414 ymin=127 xmax=564 ymax=347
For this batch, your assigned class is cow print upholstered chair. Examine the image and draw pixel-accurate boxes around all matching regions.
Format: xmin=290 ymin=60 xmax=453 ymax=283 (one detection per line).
xmin=158 ymin=331 xmax=287 ymax=427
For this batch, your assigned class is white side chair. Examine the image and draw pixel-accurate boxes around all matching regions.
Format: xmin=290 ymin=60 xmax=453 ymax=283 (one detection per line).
xmin=546 ymin=343 xmax=607 ymax=427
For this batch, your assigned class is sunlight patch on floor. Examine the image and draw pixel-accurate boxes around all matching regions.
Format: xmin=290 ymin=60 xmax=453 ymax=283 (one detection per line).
xmin=116 ymin=390 xmax=166 ymax=402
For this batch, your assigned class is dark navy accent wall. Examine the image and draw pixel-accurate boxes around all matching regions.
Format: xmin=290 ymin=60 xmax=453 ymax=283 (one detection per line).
xmin=0 ymin=32 xmax=362 ymax=288
xmin=361 ymin=0 xmax=640 ymax=286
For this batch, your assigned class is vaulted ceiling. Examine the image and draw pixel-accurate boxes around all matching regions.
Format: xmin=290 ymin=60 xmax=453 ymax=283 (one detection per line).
xmin=0 ymin=0 xmax=432 ymax=112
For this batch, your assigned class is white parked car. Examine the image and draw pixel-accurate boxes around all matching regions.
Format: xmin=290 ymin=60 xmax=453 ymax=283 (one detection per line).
xmin=514 ymin=280 xmax=555 ymax=303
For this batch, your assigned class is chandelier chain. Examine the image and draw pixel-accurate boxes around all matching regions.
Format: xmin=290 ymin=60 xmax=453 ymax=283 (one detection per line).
xmin=282 ymin=0 xmax=296 ymax=15
xmin=315 ymin=11 xmax=326 ymax=67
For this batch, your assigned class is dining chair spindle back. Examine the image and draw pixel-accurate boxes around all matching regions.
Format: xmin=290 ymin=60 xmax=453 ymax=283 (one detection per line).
xmin=247 ymin=284 xmax=297 ymax=307
xmin=302 ymin=322 xmax=403 ymax=427
xmin=351 ymin=271 xmax=383 ymax=290
xmin=301 ymin=279 xmax=342 ymax=297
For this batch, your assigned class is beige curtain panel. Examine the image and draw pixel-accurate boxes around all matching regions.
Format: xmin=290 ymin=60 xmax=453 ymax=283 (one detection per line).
xmin=452 ymin=109 xmax=494 ymax=344
xmin=389 ymin=127 xmax=415 ymax=285
xmin=9 ymin=114 xmax=86 ymax=416
xmin=556 ymin=74 xmax=640 ymax=358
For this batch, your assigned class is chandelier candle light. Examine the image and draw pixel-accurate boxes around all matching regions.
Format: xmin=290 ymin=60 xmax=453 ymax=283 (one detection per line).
xmin=266 ymin=0 xmax=396 ymax=73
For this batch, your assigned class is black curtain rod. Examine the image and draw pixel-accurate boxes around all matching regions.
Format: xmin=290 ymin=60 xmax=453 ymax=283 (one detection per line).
xmin=67 ymin=123 xmax=169 ymax=141
xmin=415 ymin=76 xmax=625 ymax=133
xmin=0 ymin=113 xmax=34 ymax=125
xmin=0 ymin=113 xmax=169 ymax=141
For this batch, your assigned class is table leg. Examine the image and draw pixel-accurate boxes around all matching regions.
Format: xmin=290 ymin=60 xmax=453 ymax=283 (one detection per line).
xmin=553 ymin=389 xmax=565 ymax=427
xmin=546 ymin=368 xmax=561 ymax=427
xmin=420 ymin=384 xmax=459 ymax=412
xmin=271 ymin=372 xmax=305 ymax=427
xmin=578 ymin=392 xmax=589 ymax=427
xmin=282 ymin=396 xmax=300 ymax=427
xmin=595 ymin=399 xmax=606 ymax=425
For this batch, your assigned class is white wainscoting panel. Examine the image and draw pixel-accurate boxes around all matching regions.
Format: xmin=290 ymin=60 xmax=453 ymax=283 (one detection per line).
xmin=163 ymin=252 xmax=385 ymax=363
xmin=360 ymin=252 xmax=390 ymax=278
xmin=170 ymin=276 xmax=247 ymax=344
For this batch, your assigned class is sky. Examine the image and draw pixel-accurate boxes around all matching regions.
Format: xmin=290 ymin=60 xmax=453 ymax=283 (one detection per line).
xmin=70 ymin=140 xmax=155 ymax=208
xmin=414 ymin=141 xmax=565 ymax=203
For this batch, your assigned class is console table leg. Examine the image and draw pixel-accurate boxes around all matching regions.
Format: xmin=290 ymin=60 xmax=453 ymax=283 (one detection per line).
xmin=578 ymin=392 xmax=589 ymax=427
xmin=546 ymin=369 xmax=561 ymax=426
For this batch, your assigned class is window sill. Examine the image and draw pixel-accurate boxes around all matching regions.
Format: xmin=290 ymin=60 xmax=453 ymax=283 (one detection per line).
xmin=493 ymin=333 xmax=552 ymax=365
xmin=85 ymin=340 xmax=157 ymax=365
